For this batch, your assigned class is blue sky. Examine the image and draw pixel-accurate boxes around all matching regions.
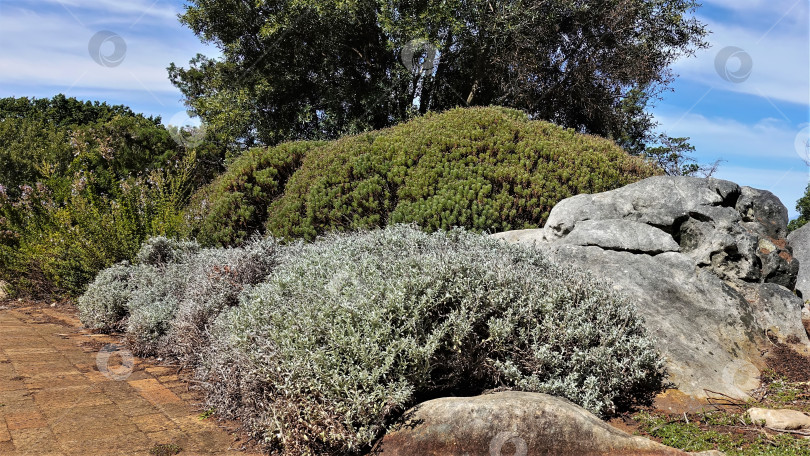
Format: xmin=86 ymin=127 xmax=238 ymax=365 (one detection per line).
xmin=0 ymin=0 xmax=808 ymax=218
xmin=651 ymin=0 xmax=809 ymax=219
xmin=0 ymin=0 xmax=213 ymax=126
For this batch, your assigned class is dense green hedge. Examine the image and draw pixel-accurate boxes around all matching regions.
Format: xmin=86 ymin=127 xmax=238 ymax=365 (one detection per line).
xmin=186 ymin=107 xmax=661 ymax=245
xmin=184 ymin=141 xmax=325 ymax=246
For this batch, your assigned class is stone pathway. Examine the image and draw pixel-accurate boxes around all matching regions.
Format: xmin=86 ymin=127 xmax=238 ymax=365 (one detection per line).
xmin=0 ymin=302 xmax=261 ymax=455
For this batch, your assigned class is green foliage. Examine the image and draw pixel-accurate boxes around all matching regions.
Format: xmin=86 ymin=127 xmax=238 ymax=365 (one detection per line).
xmin=0 ymin=155 xmax=196 ymax=296
xmin=635 ymin=412 xmax=736 ymax=453
xmin=184 ymin=140 xmax=324 ymax=246
xmin=762 ymin=374 xmax=803 ymax=405
xmin=80 ymin=225 xmax=666 ymax=455
xmin=171 ymin=0 xmax=707 ymax=149
xmin=642 ymin=133 xmax=718 ymax=177
xmin=0 ymin=95 xmax=177 ymax=199
xmin=788 ymin=182 xmax=810 ymax=232
xmin=635 ymin=411 xmax=810 ymax=455
xmin=0 ymin=95 xmax=203 ymax=297
xmin=187 ymin=107 xmax=661 ymax=245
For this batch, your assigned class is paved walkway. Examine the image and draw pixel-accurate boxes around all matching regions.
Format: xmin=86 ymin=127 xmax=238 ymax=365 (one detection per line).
xmin=0 ymin=302 xmax=261 ymax=455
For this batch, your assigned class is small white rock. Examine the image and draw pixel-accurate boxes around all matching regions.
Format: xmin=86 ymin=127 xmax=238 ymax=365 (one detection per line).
xmin=748 ymin=407 xmax=810 ymax=430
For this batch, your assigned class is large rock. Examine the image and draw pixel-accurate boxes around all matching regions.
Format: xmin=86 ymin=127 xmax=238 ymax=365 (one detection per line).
xmin=376 ymin=392 xmax=721 ymax=456
xmin=543 ymin=176 xmax=740 ymax=238
xmin=493 ymin=176 xmax=807 ymax=405
xmin=561 ymin=219 xmax=680 ymax=254
xmin=788 ymin=224 xmax=810 ymax=301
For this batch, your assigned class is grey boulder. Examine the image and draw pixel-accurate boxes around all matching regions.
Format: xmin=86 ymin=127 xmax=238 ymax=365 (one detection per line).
xmin=543 ymin=176 xmax=739 ymax=239
xmin=493 ymin=176 xmax=807 ymax=405
xmin=375 ymin=392 xmax=721 ymax=456
xmin=788 ymin=223 xmax=810 ymax=301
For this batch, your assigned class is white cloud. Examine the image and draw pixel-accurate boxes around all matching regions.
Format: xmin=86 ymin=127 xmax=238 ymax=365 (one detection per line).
xmin=702 ymin=0 xmax=805 ymax=15
xmin=0 ymin=3 xmax=216 ymax=98
xmin=655 ymin=112 xmax=804 ymax=160
xmin=671 ymin=4 xmax=809 ymax=107
xmin=33 ymin=0 xmax=181 ymax=24
xmin=653 ymin=111 xmax=810 ymax=217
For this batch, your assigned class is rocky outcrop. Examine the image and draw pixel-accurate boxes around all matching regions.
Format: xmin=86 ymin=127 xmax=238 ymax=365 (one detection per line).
xmin=375 ymin=392 xmax=722 ymax=456
xmin=493 ymin=176 xmax=807 ymax=405
xmin=787 ymin=224 xmax=810 ymax=301
xmin=561 ymin=219 xmax=680 ymax=254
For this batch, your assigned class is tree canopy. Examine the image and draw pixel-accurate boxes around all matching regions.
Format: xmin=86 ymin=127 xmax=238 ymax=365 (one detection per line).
xmin=170 ymin=0 xmax=707 ymax=151
xmin=0 ymin=95 xmax=176 ymax=199
xmin=0 ymin=95 xmax=199 ymax=296
xmin=789 ymin=182 xmax=810 ymax=232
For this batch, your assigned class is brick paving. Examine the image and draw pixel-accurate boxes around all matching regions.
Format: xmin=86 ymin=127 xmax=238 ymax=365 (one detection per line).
xmin=0 ymin=302 xmax=261 ymax=456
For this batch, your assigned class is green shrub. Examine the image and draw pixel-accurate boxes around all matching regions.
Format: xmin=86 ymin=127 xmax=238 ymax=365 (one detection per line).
xmin=0 ymin=95 xmax=175 ymax=199
xmin=186 ymin=107 xmax=661 ymax=246
xmin=788 ymin=182 xmax=810 ymax=232
xmin=0 ymin=95 xmax=215 ymax=297
xmin=0 ymin=154 xmax=196 ymax=297
xmin=184 ymin=141 xmax=324 ymax=246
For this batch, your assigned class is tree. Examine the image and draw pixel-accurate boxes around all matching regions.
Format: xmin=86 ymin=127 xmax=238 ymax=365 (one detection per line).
xmin=0 ymin=95 xmax=176 ymax=199
xmin=0 ymin=95 xmax=203 ymax=296
xmin=642 ymin=133 xmax=721 ymax=177
xmin=169 ymin=0 xmax=708 ymax=150
xmin=789 ymin=183 xmax=810 ymax=232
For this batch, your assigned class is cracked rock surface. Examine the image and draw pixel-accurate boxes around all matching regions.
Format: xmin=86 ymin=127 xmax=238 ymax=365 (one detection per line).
xmin=788 ymin=224 xmax=810 ymax=301
xmin=493 ymin=176 xmax=807 ymax=403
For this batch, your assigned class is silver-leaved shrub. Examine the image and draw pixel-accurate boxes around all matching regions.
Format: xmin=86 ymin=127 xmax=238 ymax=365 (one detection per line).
xmin=78 ymin=226 xmax=666 ymax=455
xmin=78 ymin=235 xmax=279 ymax=361
xmin=197 ymin=225 xmax=666 ymax=455
xmin=76 ymin=261 xmax=133 ymax=331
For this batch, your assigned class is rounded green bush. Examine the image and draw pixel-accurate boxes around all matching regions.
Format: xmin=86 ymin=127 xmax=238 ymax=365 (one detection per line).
xmin=201 ymin=225 xmax=666 ymax=455
xmin=184 ymin=141 xmax=325 ymax=246
xmin=186 ymin=107 xmax=660 ymax=246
